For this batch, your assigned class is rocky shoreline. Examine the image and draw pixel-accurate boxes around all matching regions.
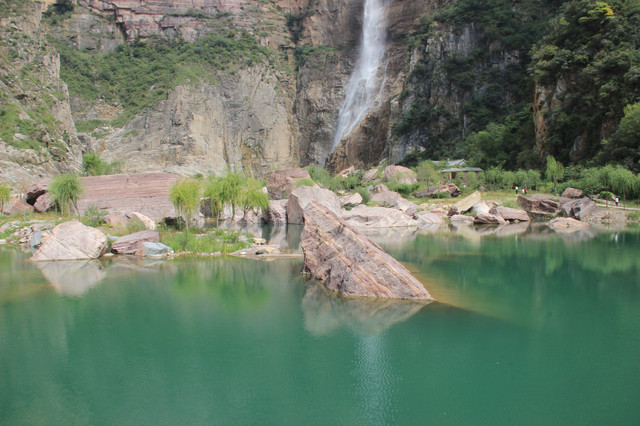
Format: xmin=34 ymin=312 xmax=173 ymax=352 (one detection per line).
xmin=1 ymin=168 xmax=637 ymax=300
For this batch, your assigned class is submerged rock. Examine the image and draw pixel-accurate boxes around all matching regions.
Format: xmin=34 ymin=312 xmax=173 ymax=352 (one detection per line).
xmin=301 ymin=202 xmax=432 ymax=300
xmin=31 ymin=221 xmax=108 ymax=261
xmin=547 ymin=217 xmax=590 ymax=233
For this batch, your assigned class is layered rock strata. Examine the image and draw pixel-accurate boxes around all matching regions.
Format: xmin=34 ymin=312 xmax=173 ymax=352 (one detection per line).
xmin=301 ymin=202 xmax=432 ymax=300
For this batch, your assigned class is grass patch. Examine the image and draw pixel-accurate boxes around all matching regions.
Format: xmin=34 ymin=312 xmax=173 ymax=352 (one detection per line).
xmin=162 ymin=228 xmax=252 ymax=253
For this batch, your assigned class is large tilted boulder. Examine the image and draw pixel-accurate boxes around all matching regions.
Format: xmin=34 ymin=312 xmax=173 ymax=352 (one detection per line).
xmin=266 ymin=168 xmax=312 ymax=200
xmin=490 ymin=206 xmax=530 ymax=222
xmin=562 ymin=187 xmax=584 ymax=199
xmin=111 ymin=230 xmax=160 ymax=254
xmin=343 ymin=205 xmax=420 ymax=229
xmin=454 ymin=191 xmax=481 ymax=213
xmin=262 ymin=199 xmax=288 ymax=224
xmin=518 ymin=195 xmax=562 ymax=216
xmin=362 ymin=168 xmax=379 ymax=183
xmin=561 ymin=197 xmax=596 ymax=220
xmin=371 ymin=191 xmax=417 ymax=214
xmin=287 ymin=186 xmax=341 ymax=225
xmin=471 ymin=202 xmax=492 ymax=215
xmin=382 ymin=165 xmax=417 ymax=185
xmin=301 ymin=202 xmax=432 ymax=300
xmin=547 ymin=217 xmax=590 ymax=233
xmin=31 ymin=221 xmax=108 ymax=261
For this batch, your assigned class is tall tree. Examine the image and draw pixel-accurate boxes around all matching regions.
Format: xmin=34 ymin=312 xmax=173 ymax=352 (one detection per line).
xmin=0 ymin=183 xmax=11 ymax=216
xmin=169 ymin=179 xmax=202 ymax=232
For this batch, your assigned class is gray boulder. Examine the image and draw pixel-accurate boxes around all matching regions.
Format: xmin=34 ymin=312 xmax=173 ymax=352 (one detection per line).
xmin=340 ymin=193 xmax=363 ymax=208
xmin=301 ymin=202 xmax=432 ymax=300
xmin=561 ymin=197 xmax=596 ymax=220
xmin=31 ymin=221 xmax=108 ymax=261
xmin=490 ymin=206 xmax=530 ymax=222
xmin=371 ymin=191 xmax=418 ymax=214
xmin=454 ymin=191 xmax=481 ymax=213
xmin=382 ymin=165 xmax=417 ymax=185
xmin=135 ymin=242 xmax=174 ymax=257
xmin=342 ymin=205 xmax=420 ymax=229
xmin=562 ymin=187 xmax=584 ymax=199
xmin=287 ymin=186 xmax=341 ymax=225
xmin=548 ymin=217 xmax=590 ymax=233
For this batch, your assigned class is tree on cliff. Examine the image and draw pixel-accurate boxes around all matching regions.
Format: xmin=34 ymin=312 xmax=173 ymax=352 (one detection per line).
xmin=169 ymin=179 xmax=202 ymax=233
xmin=0 ymin=183 xmax=11 ymax=216
xmin=49 ymin=174 xmax=83 ymax=218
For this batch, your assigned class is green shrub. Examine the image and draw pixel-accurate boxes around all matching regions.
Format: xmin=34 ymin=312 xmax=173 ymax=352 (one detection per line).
xmin=81 ymin=204 xmax=106 ymax=227
xmin=356 ymin=187 xmax=371 ymax=204
xmin=164 ymin=229 xmax=251 ymax=253
xmin=296 ymin=178 xmax=315 ymax=187
xmin=0 ymin=183 xmax=10 ymax=216
xmin=49 ymin=173 xmax=83 ymax=217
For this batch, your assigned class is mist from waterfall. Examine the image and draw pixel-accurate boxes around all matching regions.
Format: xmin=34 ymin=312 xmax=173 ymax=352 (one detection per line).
xmin=330 ymin=0 xmax=389 ymax=152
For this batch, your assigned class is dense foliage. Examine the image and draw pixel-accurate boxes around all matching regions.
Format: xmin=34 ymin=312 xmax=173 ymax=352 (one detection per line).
xmin=530 ymin=0 xmax=640 ymax=167
xmin=396 ymin=0 xmax=639 ymax=172
xmin=82 ymin=153 xmax=123 ymax=176
xmin=56 ymin=31 xmax=270 ymax=125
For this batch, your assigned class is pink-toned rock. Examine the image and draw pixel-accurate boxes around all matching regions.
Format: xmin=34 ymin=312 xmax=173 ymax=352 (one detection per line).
xmin=547 ymin=217 xmax=590 ymax=233
xmin=518 ymin=195 xmax=562 ymax=216
xmin=105 ymin=213 xmax=129 ymax=228
xmin=31 ymin=221 xmax=108 ymax=261
xmin=491 ymin=206 xmax=530 ymax=222
xmin=474 ymin=212 xmax=507 ymax=225
xmin=371 ymin=191 xmax=417 ymax=214
xmin=262 ymin=199 xmax=288 ymax=224
xmin=343 ymin=205 xmax=419 ymax=229
xmin=301 ymin=202 xmax=432 ymax=300
xmin=362 ymin=169 xmax=379 ymax=183
xmin=34 ymin=193 xmax=54 ymax=213
xmin=562 ymin=187 xmax=584 ymax=199
xmin=127 ymin=212 xmax=156 ymax=230
xmin=111 ymin=230 xmax=160 ymax=255
xmin=266 ymin=168 xmax=312 ymax=200
xmin=382 ymin=165 xmax=417 ymax=185
xmin=340 ymin=193 xmax=363 ymax=208
xmin=287 ymin=186 xmax=341 ymax=225
xmin=26 ymin=177 xmax=51 ymax=204
xmin=414 ymin=212 xmax=445 ymax=225
xmin=2 ymin=198 xmax=34 ymax=215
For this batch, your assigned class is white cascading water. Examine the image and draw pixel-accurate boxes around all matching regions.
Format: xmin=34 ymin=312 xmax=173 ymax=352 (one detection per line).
xmin=331 ymin=0 xmax=389 ymax=152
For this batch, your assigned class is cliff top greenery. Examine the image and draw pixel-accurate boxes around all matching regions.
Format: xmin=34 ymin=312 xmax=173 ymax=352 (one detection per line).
xmin=55 ymin=31 xmax=272 ymax=126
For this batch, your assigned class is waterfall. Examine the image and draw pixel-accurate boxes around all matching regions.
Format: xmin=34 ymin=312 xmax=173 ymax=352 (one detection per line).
xmin=331 ymin=0 xmax=389 ymax=152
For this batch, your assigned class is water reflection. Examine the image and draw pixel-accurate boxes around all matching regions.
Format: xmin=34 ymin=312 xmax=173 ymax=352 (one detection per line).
xmin=37 ymin=260 xmax=107 ymax=297
xmin=302 ymin=280 xmax=429 ymax=336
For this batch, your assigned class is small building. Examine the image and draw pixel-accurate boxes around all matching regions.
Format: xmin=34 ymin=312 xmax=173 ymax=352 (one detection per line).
xmin=441 ymin=167 xmax=484 ymax=181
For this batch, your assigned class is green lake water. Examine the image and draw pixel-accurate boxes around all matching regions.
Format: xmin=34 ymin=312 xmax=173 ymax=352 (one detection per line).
xmin=1 ymin=225 xmax=639 ymax=425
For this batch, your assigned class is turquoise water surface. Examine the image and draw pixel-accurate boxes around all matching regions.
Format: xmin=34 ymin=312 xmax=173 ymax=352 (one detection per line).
xmin=1 ymin=225 xmax=639 ymax=425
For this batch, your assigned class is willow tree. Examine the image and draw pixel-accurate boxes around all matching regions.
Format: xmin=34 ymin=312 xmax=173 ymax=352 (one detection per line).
xmin=0 ymin=183 xmax=11 ymax=216
xmin=204 ymin=176 xmax=225 ymax=227
xmin=218 ymin=172 xmax=244 ymax=220
xmin=546 ymin=156 xmax=564 ymax=193
xmin=169 ymin=179 xmax=202 ymax=232
xmin=49 ymin=174 xmax=83 ymax=217
xmin=239 ymin=178 xmax=269 ymax=221
xmin=610 ymin=166 xmax=637 ymax=209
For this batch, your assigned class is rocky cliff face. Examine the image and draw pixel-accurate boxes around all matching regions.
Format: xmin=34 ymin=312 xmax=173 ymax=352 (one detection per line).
xmin=0 ymin=1 xmax=82 ymax=185
xmin=99 ymin=66 xmax=298 ymax=176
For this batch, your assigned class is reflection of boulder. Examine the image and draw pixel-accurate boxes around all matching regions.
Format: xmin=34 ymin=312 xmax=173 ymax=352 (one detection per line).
xmin=302 ymin=281 xmax=429 ymax=336
xmin=37 ymin=260 xmax=106 ymax=297
xmin=495 ymin=221 xmax=530 ymax=237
